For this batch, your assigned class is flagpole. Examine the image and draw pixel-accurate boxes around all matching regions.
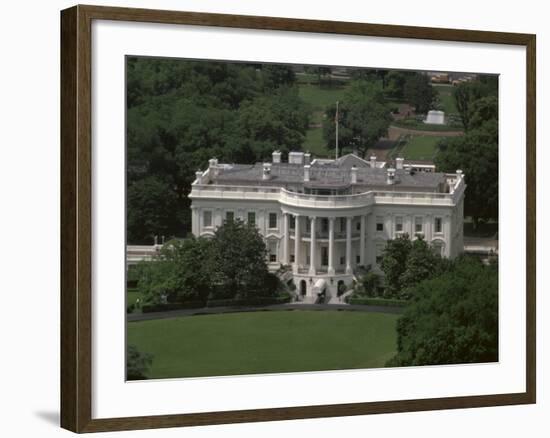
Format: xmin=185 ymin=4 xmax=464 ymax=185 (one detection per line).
xmin=335 ymin=101 xmax=339 ymax=160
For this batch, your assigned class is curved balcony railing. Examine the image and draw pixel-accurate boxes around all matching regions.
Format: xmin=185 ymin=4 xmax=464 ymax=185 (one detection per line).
xmin=190 ymin=177 xmax=464 ymax=209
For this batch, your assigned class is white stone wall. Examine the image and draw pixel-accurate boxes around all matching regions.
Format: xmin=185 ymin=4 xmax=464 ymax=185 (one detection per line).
xmin=191 ymin=199 xmax=462 ymax=269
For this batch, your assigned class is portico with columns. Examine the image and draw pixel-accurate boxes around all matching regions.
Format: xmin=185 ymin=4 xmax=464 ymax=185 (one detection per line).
xmin=189 ymin=150 xmax=466 ymax=303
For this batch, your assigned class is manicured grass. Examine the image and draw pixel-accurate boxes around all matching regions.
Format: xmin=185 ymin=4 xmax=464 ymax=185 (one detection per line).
xmin=303 ymin=128 xmax=331 ymax=157
xmin=298 ymin=84 xmax=350 ymax=111
xmin=400 ymin=136 xmax=444 ymax=161
xmin=127 ymin=310 xmax=399 ymax=379
xmin=433 ymin=84 xmax=458 ymax=114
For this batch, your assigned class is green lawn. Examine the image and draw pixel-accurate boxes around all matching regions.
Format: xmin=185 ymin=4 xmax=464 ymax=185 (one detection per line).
xmin=303 ymin=128 xmax=331 ymax=157
xmin=128 ymin=310 xmax=399 ymax=379
xmin=433 ymin=84 xmax=458 ymax=114
xmin=400 ymin=135 xmax=443 ymax=161
xmin=298 ymin=84 xmax=349 ymax=111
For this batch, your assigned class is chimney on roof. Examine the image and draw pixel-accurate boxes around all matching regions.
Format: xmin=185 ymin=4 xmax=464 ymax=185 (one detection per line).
xmin=289 ymin=151 xmax=304 ymax=165
xmin=195 ymin=170 xmax=203 ymax=184
xmin=396 ymin=157 xmax=404 ymax=170
xmin=351 ymin=165 xmax=357 ymax=184
xmin=304 ymin=164 xmax=311 ymax=182
xmin=272 ymin=150 xmax=281 ymax=164
xmin=386 ymin=168 xmax=396 ymax=185
xmin=208 ymin=158 xmax=219 ymax=177
xmin=262 ymin=163 xmax=272 ymax=180
xmin=370 ymin=155 xmax=377 ymax=169
xmin=304 ymin=152 xmax=311 ymax=165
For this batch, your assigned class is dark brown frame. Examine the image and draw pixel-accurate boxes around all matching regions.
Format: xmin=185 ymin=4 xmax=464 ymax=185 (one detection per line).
xmin=61 ymin=4 xmax=536 ymax=433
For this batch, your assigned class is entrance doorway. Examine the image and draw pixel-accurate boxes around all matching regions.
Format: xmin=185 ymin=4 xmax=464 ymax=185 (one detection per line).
xmin=300 ymin=280 xmax=307 ymax=296
xmin=321 ymin=246 xmax=328 ymax=266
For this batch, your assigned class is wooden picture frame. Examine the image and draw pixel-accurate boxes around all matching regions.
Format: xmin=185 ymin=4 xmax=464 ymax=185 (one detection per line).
xmin=60 ymin=4 xmax=536 ymax=433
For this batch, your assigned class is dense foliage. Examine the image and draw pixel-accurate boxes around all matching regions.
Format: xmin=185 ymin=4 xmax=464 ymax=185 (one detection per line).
xmin=322 ymin=80 xmax=392 ymax=157
xmin=126 ymin=344 xmax=154 ymax=380
xmin=386 ymin=256 xmax=498 ymax=367
xmin=380 ymin=234 xmax=446 ymax=299
xmin=136 ymin=219 xmax=279 ymax=305
xmin=436 ymin=83 xmax=499 ymax=226
xmin=127 ymin=58 xmax=309 ymax=243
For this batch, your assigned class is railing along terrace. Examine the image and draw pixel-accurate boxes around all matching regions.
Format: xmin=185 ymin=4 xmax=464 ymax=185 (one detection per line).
xmin=190 ymin=181 xmax=462 ymax=207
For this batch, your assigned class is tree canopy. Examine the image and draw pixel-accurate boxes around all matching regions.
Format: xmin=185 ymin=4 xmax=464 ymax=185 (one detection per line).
xmin=322 ymin=80 xmax=392 ymax=157
xmin=436 ymin=94 xmax=499 ymax=225
xmin=126 ymin=58 xmax=309 ymax=243
xmin=380 ymin=234 xmax=446 ymax=298
xmin=387 ymin=256 xmax=498 ymax=367
xmin=136 ymin=219 xmax=275 ymax=304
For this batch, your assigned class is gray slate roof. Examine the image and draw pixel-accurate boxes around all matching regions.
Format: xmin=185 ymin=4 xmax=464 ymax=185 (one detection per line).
xmin=212 ymin=154 xmax=446 ymax=193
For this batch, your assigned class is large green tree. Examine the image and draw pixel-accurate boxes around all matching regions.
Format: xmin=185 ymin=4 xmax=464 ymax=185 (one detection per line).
xmin=211 ymin=219 xmax=269 ymax=299
xmin=127 ymin=176 xmax=181 ymax=244
xmin=403 ymin=73 xmax=438 ymax=114
xmin=453 ymin=79 xmax=498 ymax=130
xmin=380 ymin=234 xmax=413 ymax=297
xmin=387 ymin=256 xmax=498 ymax=367
xmin=436 ymin=96 xmax=498 ymax=226
xmin=126 ymin=58 xmax=309 ymax=243
xmin=136 ymin=237 xmax=214 ymax=304
xmin=322 ymin=80 xmax=392 ymax=157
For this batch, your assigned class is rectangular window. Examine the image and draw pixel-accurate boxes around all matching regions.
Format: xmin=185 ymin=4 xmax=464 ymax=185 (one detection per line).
xmin=376 ymin=216 xmax=384 ymax=232
xmin=415 ymin=217 xmax=423 ymax=233
xmin=340 ymin=256 xmax=345 ymax=266
xmin=356 ymin=255 xmax=361 ymax=264
xmin=269 ymin=254 xmax=277 ymax=262
xmin=340 ymin=217 xmax=346 ymax=232
xmin=247 ymin=212 xmax=256 ymax=227
xmin=321 ymin=218 xmax=329 ymax=233
xmin=435 ymin=217 xmax=443 ymax=233
xmin=269 ymin=213 xmax=277 ymax=229
xmin=203 ymin=210 xmax=212 ymax=228
xmin=395 ymin=216 xmax=403 ymax=232
xmin=356 ymin=221 xmax=361 ymax=231
xmin=290 ymin=254 xmax=295 ymax=263
xmin=290 ymin=215 xmax=295 ymax=230
xmin=225 ymin=211 xmax=234 ymax=222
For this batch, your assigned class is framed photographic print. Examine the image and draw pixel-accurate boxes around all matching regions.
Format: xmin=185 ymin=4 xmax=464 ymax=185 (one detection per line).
xmin=60 ymin=4 xmax=536 ymax=433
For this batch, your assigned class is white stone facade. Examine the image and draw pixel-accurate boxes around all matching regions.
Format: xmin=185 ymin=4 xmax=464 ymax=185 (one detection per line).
xmin=189 ymin=152 xmax=465 ymax=300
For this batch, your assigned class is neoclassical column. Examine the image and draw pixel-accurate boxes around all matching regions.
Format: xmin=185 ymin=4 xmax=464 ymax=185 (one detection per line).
xmin=328 ymin=217 xmax=335 ymax=275
xmin=360 ymin=215 xmax=366 ymax=266
xmin=444 ymin=214 xmax=452 ymax=257
xmin=191 ymin=205 xmax=199 ymax=236
xmin=293 ymin=214 xmax=301 ymax=274
xmin=309 ymin=216 xmax=317 ymax=276
xmin=346 ymin=216 xmax=352 ymax=274
xmin=215 ymin=208 xmax=222 ymax=228
xmin=283 ymin=212 xmax=290 ymax=265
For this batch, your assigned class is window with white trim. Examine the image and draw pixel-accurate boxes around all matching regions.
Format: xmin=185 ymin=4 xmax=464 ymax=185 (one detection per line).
xmin=434 ymin=217 xmax=443 ymax=233
xmin=203 ymin=210 xmax=212 ymax=228
xmin=415 ymin=216 xmax=423 ymax=234
xmin=376 ymin=216 xmax=384 ymax=232
xmin=247 ymin=211 xmax=256 ymax=227
xmin=225 ymin=211 xmax=234 ymax=222
xmin=268 ymin=212 xmax=278 ymax=229
xmin=395 ymin=216 xmax=403 ymax=233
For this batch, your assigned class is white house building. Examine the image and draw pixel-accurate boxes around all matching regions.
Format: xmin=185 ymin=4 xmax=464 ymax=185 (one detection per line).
xmin=189 ymin=151 xmax=465 ymax=300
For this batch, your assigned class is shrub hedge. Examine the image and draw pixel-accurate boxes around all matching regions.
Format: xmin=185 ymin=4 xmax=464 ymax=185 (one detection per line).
xmin=206 ymin=295 xmax=291 ymax=308
xmin=348 ymin=297 xmax=409 ymax=307
xmin=141 ymin=301 xmax=205 ymax=313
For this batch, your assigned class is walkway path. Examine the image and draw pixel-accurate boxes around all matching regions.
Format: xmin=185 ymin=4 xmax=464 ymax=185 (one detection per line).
xmin=388 ymin=125 xmax=464 ymax=139
xmin=127 ymin=302 xmax=405 ymax=322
